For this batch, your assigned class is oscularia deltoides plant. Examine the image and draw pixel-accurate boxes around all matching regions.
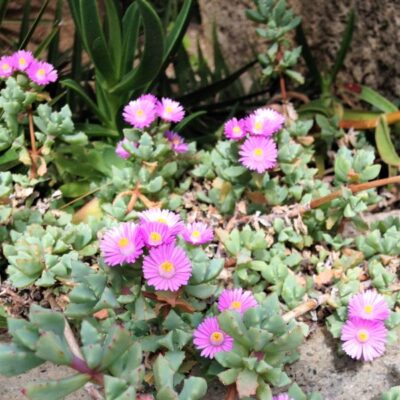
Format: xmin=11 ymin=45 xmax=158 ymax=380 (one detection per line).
xmin=224 ymin=107 xmax=284 ymax=173
xmin=0 ymin=50 xmax=58 ymax=85
xmin=116 ymin=94 xmax=188 ymax=159
xmin=341 ymin=290 xmax=390 ymax=361
xmin=100 ymin=208 xmax=213 ymax=292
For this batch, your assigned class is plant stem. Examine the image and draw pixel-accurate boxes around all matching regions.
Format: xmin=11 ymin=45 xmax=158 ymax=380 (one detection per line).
xmin=28 ymin=107 xmax=38 ymax=179
xmin=279 ymin=74 xmax=287 ymax=102
xmin=282 ymin=294 xmax=330 ymax=323
xmin=305 ymin=175 xmax=400 ymax=212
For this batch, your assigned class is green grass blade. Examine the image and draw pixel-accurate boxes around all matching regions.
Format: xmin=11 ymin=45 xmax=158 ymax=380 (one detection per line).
xmin=34 ymin=24 xmax=60 ymax=59
xmin=329 ymin=9 xmax=355 ymax=85
xmin=295 ymin=23 xmax=321 ymax=88
xmin=19 ymin=0 xmax=50 ymax=49
xmin=18 ymin=0 xmax=31 ymax=46
xmin=0 ymin=0 xmax=9 ymax=26
xmin=178 ymin=60 xmax=256 ymax=105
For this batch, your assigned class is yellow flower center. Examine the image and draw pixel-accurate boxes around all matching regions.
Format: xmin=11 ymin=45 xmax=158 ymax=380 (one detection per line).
xmin=150 ymin=232 xmax=162 ymax=243
xmin=118 ymin=237 xmax=130 ymax=248
xmin=233 ymin=126 xmax=241 ymax=134
xmin=254 ymin=121 xmax=262 ymax=131
xmin=2 ymin=63 xmax=10 ymax=71
xmin=157 ymin=217 xmax=168 ymax=224
xmin=230 ymin=301 xmax=241 ymax=310
xmin=357 ymin=329 xmax=369 ymax=343
xmin=253 ymin=148 xmax=263 ymax=157
xmin=37 ymin=68 xmax=46 ymax=77
xmin=210 ymin=331 xmax=224 ymax=345
xmin=160 ymin=261 xmax=174 ymax=273
xmin=172 ymin=138 xmax=181 ymax=145
xmin=19 ymin=58 xmax=26 ymax=66
xmin=166 ymin=106 xmax=173 ymax=113
xmin=191 ymin=230 xmax=201 ymax=238
xmin=364 ymin=305 xmax=373 ymax=314
xmin=136 ymin=109 xmax=144 ymax=117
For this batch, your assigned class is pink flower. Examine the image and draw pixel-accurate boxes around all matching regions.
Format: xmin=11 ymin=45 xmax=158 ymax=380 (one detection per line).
xmin=0 ymin=56 xmax=14 ymax=77
xmin=165 ymin=131 xmax=189 ymax=153
xmin=341 ymin=317 xmax=387 ymax=362
xmin=182 ymin=222 xmax=213 ymax=245
xmin=246 ymin=108 xmax=285 ymax=137
xmin=273 ymin=395 xmax=293 ymax=400
xmin=193 ymin=316 xmax=234 ymax=359
xmin=217 ymin=288 xmax=258 ymax=315
xmin=224 ymin=118 xmax=247 ymax=140
xmin=156 ymin=98 xmax=185 ymax=123
xmin=116 ymin=139 xmax=131 ymax=159
xmin=123 ymin=97 xmax=156 ymax=129
xmin=139 ymin=221 xmax=175 ymax=247
xmin=100 ymin=222 xmax=144 ymax=266
xmin=139 ymin=93 xmax=158 ymax=105
xmin=27 ymin=60 xmax=58 ymax=85
xmin=138 ymin=209 xmax=184 ymax=236
xmin=348 ymin=290 xmax=390 ymax=321
xmin=11 ymin=50 xmax=34 ymax=71
xmin=239 ymin=136 xmax=277 ymax=173
xmin=142 ymin=243 xmax=192 ymax=291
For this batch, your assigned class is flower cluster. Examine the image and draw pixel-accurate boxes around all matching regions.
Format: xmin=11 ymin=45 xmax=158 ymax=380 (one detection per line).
xmin=99 ymin=209 xmax=213 ymax=291
xmin=341 ymin=290 xmax=390 ymax=362
xmin=224 ymin=107 xmax=284 ymax=173
xmin=0 ymin=50 xmax=58 ymax=85
xmin=193 ymin=288 xmax=258 ymax=358
xmin=117 ymin=94 xmax=188 ymax=158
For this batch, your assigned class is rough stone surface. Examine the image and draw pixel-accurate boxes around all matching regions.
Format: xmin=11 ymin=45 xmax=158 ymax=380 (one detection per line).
xmin=1 ymin=327 xmax=399 ymax=399
xmin=198 ymin=0 xmax=400 ymax=99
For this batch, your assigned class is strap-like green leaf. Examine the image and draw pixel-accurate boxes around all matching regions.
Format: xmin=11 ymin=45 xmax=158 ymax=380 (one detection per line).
xmin=79 ymin=0 xmax=115 ymax=84
xmin=375 ymin=116 xmax=400 ymax=166
xmin=121 ymin=2 xmax=140 ymax=75
xmin=104 ymin=0 xmax=123 ymax=77
xmin=61 ymin=79 xmax=106 ymax=123
xmin=110 ymin=0 xmax=165 ymax=94
xmin=359 ymin=86 xmax=398 ymax=113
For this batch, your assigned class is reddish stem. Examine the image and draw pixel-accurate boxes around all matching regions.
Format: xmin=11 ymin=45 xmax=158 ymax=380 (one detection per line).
xmin=70 ymin=356 xmax=104 ymax=386
xmin=28 ymin=108 xmax=38 ymax=179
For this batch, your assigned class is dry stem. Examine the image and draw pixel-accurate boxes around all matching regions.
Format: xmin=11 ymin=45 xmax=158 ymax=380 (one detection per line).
xmin=28 ymin=108 xmax=38 ymax=179
xmin=282 ymin=294 xmax=330 ymax=323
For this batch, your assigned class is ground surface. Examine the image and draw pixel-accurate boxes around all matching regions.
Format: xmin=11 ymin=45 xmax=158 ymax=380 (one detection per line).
xmin=1 ymin=327 xmax=398 ymax=400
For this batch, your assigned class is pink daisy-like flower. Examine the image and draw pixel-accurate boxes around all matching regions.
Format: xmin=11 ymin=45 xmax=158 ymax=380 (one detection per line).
xmin=193 ymin=316 xmax=234 ymax=359
xmin=246 ymin=108 xmax=285 ymax=137
xmin=123 ymin=97 xmax=156 ymax=129
xmin=165 ymin=131 xmax=189 ymax=154
xmin=139 ymin=221 xmax=175 ymax=247
xmin=115 ymin=139 xmax=131 ymax=159
xmin=142 ymin=243 xmax=192 ymax=291
xmin=138 ymin=93 xmax=158 ymax=105
xmin=0 ymin=56 xmax=14 ymax=77
xmin=27 ymin=60 xmax=58 ymax=85
xmin=348 ymin=290 xmax=390 ymax=321
xmin=224 ymin=117 xmax=247 ymax=140
xmin=341 ymin=317 xmax=388 ymax=362
xmin=156 ymin=98 xmax=185 ymax=123
xmin=138 ymin=209 xmax=184 ymax=236
xmin=239 ymin=136 xmax=277 ymax=173
xmin=11 ymin=50 xmax=34 ymax=71
xmin=217 ymin=288 xmax=258 ymax=315
xmin=272 ymin=394 xmax=293 ymax=400
xmin=100 ymin=222 xmax=144 ymax=267
xmin=182 ymin=222 xmax=213 ymax=245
